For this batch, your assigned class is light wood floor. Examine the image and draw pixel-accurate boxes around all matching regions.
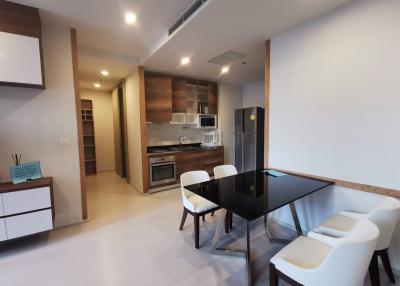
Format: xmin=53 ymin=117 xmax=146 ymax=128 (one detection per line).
xmin=0 ymin=171 xmax=398 ymax=285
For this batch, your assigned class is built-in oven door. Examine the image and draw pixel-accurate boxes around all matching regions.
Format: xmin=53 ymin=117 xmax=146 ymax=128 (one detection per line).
xmin=150 ymin=161 xmax=176 ymax=186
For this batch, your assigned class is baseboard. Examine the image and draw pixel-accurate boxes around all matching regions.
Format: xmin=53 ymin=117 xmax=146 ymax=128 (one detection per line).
xmin=53 ymin=219 xmax=89 ymax=230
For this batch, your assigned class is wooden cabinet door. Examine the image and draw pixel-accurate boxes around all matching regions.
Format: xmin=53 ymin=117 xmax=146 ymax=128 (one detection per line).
xmin=145 ymin=73 xmax=172 ymax=122
xmin=172 ymin=78 xmax=187 ymax=113
xmin=175 ymin=147 xmax=224 ymax=180
xmin=208 ymin=83 xmax=218 ymax=115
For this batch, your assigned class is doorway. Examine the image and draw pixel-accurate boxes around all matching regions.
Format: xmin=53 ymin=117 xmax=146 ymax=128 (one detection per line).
xmin=117 ymin=84 xmax=128 ymax=178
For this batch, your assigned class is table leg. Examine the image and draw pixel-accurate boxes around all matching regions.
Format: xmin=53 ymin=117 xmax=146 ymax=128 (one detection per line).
xmin=265 ymin=202 xmax=303 ymax=243
xmin=289 ymin=202 xmax=303 ymax=236
xmin=211 ymin=209 xmax=252 ymax=286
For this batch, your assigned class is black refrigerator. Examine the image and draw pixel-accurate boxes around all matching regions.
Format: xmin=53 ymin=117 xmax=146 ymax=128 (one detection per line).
xmin=235 ymin=107 xmax=265 ymax=172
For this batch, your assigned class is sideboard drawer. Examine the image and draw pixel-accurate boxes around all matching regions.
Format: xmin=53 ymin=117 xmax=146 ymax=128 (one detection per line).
xmin=0 ymin=219 xmax=6 ymax=241
xmin=5 ymin=209 xmax=53 ymax=240
xmin=3 ymin=187 xmax=51 ymax=216
xmin=0 ymin=194 xmax=3 ymax=217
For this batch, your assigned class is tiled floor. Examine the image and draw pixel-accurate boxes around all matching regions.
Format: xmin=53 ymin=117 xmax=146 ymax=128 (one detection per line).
xmin=0 ymin=171 xmax=398 ymax=285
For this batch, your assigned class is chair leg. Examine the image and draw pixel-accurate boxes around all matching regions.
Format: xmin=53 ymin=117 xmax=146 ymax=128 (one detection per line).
xmin=211 ymin=211 xmax=215 ymax=216
xmin=194 ymin=214 xmax=200 ymax=249
xmin=264 ymin=214 xmax=267 ymax=224
xmin=202 ymin=215 xmax=205 ymax=222
xmin=179 ymin=208 xmax=188 ymax=230
xmin=369 ymin=252 xmax=381 ymax=286
xmin=229 ymin=211 xmax=233 ymax=229
xmin=380 ymin=249 xmax=396 ymax=283
xmin=269 ymin=263 xmax=279 ymax=286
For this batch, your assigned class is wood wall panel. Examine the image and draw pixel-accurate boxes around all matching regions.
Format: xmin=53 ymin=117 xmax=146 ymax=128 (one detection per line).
xmin=264 ymin=40 xmax=271 ymax=168
xmin=139 ymin=66 xmax=149 ymax=193
xmin=70 ymin=28 xmax=87 ymax=219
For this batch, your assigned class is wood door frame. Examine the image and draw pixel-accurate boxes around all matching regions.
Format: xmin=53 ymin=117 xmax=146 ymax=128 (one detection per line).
xmin=71 ymin=28 xmax=87 ymax=220
xmin=139 ymin=66 xmax=149 ymax=193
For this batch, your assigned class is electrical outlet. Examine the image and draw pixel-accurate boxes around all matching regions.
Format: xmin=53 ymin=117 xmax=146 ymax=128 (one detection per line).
xmin=58 ymin=138 xmax=71 ymax=147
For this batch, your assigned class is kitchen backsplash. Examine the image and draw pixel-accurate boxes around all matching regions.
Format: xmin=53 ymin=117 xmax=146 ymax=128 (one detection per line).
xmin=147 ymin=124 xmax=203 ymax=146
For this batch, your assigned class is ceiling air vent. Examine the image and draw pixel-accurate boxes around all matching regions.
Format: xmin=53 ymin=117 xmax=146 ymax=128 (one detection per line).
xmin=168 ymin=0 xmax=207 ymax=35
xmin=208 ymin=50 xmax=247 ymax=65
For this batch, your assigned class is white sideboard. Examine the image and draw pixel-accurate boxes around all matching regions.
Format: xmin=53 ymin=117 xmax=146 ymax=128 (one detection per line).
xmin=0 ymin=178 xmax=54 ymax=242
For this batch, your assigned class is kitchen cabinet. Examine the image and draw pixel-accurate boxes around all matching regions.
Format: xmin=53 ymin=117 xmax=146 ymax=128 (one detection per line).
xmin=145 ymin=72 xmax=172 ymax=122
xmin=172 ymin=78 xmax=187 ymax=113
xmin=208 ymin=83 xmax=218 ymax=115
xmin=0 ymin=1 xmax=45 ymax=88
xmin=175 ymin=147 xmax=224 ymax=179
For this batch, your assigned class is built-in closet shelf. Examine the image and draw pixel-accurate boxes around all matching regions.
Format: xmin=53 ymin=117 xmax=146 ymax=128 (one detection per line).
xmin=81 ymin=99 xmax=97 ymax=175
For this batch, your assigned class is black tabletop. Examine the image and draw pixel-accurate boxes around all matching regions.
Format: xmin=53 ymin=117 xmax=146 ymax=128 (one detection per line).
xmin=184 ymin=170 xmax=334 ymax=221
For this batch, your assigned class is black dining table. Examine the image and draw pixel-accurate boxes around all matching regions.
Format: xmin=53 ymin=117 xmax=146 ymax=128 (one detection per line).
xmin=184 ymin=169 xmax=334 ymax=286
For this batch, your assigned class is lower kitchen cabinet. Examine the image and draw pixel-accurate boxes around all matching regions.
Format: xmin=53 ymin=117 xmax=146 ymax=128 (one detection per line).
xmin=175 ymin=147 xmax=224 ymax=179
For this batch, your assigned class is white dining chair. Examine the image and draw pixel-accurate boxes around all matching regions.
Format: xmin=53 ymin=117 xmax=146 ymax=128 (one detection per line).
xmin=214 ymin=164 xmax=238 ymax=179
xmin=313 ymin=196 xmax=400 ymax=285
xmin=270 ymin=220 xmax=379 ymax=286
xmin=214 ymin=165 xmax=238 ymax=232
xmin=179 ymin=171 xmax=220 ymax=249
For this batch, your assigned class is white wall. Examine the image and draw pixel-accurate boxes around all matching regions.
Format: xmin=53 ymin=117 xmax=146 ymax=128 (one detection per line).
xmin=218 ymin=83 xmax=243 ymax=164
xmin=81 ymin=90 xmax=115 ymax=172
xmin=268 ymin=0 xmax=400 ymax=270
xmin=0 ymin=24 xmax=82 ymax=226
xmin=124 ymin=68 xmax=143 ymax=192
xmin=242 ymin=81 xmax=264 ymax=108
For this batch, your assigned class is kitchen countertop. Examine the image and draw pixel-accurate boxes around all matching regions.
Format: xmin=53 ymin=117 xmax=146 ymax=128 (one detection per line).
xmin=147 ymin=143 xmax=222 ymax=156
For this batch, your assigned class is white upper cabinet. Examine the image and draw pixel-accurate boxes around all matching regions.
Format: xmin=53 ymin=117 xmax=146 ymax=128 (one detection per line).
xmin=0 ymin=32 xmax=43 ymax=86
xmin=0 ymin=1 xmax=44 ymax=88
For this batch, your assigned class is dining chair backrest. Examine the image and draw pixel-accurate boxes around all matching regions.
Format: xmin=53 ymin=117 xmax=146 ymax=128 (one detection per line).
xmin=180 ymin=171 xmax=210 ymax=201
xmin=367 ymin=196 xmax=400 ymax=250
xmin=213 ymin=165 xmax=238 ymax=179
xmin=315 ymin=220 xmax=379 ymax=286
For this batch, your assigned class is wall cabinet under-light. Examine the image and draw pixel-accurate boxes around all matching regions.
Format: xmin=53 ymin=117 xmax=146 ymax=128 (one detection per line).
xmin=0 ymin=1 xmax=45 ymax=88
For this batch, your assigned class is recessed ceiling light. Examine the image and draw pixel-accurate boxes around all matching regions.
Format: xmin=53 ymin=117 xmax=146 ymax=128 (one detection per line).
xmin=221 ymin=66 xmax=230 ymax=74
xmin=100 ymin=70 xmax=109 ymax=76
xmin=125 ymin=12 xmax=137 ymax=25
xmin=180 ymin=57 xmax=190 ymax=65
xmin=94 ymin=83 xmax=101 ymax=88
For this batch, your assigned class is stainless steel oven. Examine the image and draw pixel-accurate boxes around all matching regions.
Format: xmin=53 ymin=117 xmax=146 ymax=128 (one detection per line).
xmin=149 ymin=155 xmax=176 ymax=186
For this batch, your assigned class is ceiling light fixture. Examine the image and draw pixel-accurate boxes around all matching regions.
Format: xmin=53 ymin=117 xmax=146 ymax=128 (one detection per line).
xmin=94 ymin=83 xmax=101 ymax=88
xmin=180 ymin=57 xmax=190 ymax=65
xmin=101 ymin=70 xmax=109 ymax=76
xmin=221 ymin=66 xmax=230 ymax=74
xmin=125 ymin=12 xmax=137 ymax=25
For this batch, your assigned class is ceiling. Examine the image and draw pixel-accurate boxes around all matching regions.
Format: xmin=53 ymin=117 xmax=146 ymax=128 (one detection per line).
xmin=10 ymin=0 xmax=195 ymax=91
xmin=10 ymin=0 xmax=353 ymax=90
xmin=143 ymin=0 xmax=353 ymax=85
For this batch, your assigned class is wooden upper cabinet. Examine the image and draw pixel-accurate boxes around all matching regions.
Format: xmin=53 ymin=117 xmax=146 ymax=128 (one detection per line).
xmin=208 ymin=83 xmax=218 ymax=115
xmin=0 ymin=1 xmax=45 ymax=88
xmin=144 ymin=73 xmax=172 ymax=122
xmin=172 ymin=78 xmax=186 ymax=113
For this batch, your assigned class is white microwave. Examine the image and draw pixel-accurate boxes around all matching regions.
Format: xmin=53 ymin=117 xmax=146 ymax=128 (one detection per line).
xmin=197 ymin=114 xmax=217 ymax=128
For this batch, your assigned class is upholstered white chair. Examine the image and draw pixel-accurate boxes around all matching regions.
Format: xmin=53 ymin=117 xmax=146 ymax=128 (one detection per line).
xmin=214 ymin=165 xmax=238 ymax=232
xmin=270 ymin=220 xmax=379 ymax=286
xmin=214 ymin=165 xmax=238 ymax=179
xmin=314 ymin=196 xmax=400 ymax=285
xmin=179 ymin=171 xmax=220 ymax=249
